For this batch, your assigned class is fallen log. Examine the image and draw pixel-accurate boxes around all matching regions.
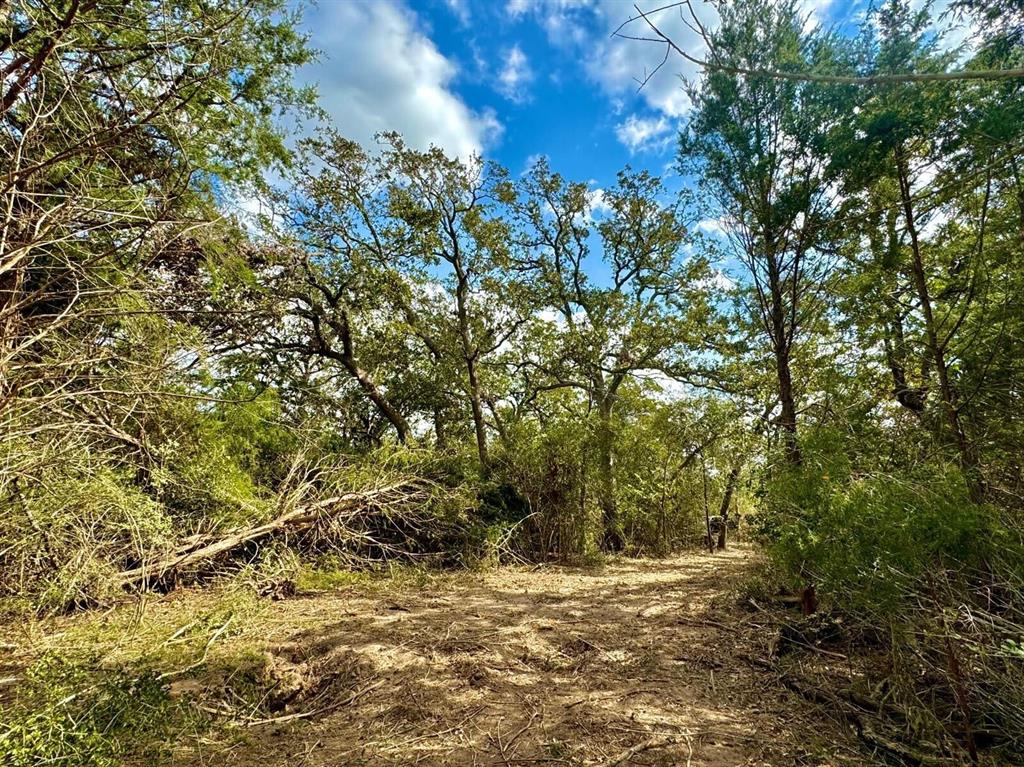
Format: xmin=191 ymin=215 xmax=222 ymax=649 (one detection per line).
xmin=115 ymin=481 xmax=423 ymax=589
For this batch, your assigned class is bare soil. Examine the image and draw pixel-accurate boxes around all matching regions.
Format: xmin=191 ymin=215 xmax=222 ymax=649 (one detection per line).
xmin=177 ymin=545 xmax=865 ymax=766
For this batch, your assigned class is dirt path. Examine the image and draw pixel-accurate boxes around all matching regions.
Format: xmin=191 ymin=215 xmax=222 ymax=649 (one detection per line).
xmin=202 ymin=546 xmax=862 ymax=767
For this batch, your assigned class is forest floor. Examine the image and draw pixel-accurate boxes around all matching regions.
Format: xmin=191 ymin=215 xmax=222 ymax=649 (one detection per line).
xmin=3 ymin=545 xmax=876 ymax=766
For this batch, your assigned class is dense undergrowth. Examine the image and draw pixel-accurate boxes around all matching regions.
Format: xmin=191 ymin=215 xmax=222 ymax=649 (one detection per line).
xmin=3 ymin=0 xmax=1024 ymax=763
xmin=0 ymin=410 xmax=720 ymax=617
xmin=1 ymin=655 xmax=199 ymax=767
xmin=752 ymin=446 xmax=1024 ymax=762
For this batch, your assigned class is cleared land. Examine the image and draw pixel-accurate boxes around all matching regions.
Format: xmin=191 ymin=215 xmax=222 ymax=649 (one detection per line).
xmin=3 ymin=547 xmax=870 ymax=766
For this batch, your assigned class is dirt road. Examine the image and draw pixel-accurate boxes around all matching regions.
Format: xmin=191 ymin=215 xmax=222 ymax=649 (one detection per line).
xmin=204 ymin=546 xmax=863 ymax=766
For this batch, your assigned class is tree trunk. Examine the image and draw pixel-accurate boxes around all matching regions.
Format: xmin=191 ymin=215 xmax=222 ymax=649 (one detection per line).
xmin=659 ymin=454 xmax=670 ymax=552
xmin=466 ymin=356 xmax=490 ymax=470
xmin=0 ymin=257 xmax=24 ymax=394
xmin=577 ymin=440 xmax=588 ymax=558
xmin=766 ymin=247 xmax=802 ymax=465
xmin=774 ymin=344 xmax=801 ymax=465
xmin=717 ymin=460 xmax=742 ymax=550
xmin=597 ymin=392 xmax=623 ymax=552
xmin=344 ymin=359 xmax=411 ymax=444
xmin=335 ymin=311 xmax=412 ymax=444
xmin=895 ymin=150 xmax=983 ymax=502
xmin=1 ymin=175 xmax=32 ymax=400
xmin=433 ymin=406 xmax=448 ymax=450
xmin=883 ymin=316 xmax=925 ymax=413
xmin=452 ymin=257 xmax=489 ymax=471
xmin=115 ymin=482 xmax=422 ymax=589
xmin=701 ymin=451 xmax=714 ymax=554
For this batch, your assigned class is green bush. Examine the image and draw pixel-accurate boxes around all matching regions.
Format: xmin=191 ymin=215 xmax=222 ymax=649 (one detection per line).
xmin=1 ymin=464 xmax=173 ymax=612
xmin=758 ymin=460 xmax=992 ymax=613
xmin=151 ymin=435 xmax=272 ymax=532
xmin=0 ymin=654 xmax=201 ymax=767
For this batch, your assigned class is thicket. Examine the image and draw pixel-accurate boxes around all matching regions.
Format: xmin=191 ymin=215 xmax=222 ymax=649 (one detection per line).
xmin=684 ymin=2 xmax=1024 ymax=757
xmin=2 ymin=0 xmax=1024 ymax=763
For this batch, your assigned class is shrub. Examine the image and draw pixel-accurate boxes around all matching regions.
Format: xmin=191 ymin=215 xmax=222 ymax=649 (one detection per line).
xmin=760 ymin=465 xmax=991 ymax=612
xmin=151 ymin=435 xmax=273 ymax=533
xmin=0 ymin=654 xmax=200 ymax=767
xmin=0 ymin=462 xmax=173 ymax=612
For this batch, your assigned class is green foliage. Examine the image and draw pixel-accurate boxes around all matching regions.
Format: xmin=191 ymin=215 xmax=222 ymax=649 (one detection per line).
xmin=294 ymin=560 xmax=372 ymax=592
xmin=758 ymin=453 xmax=992 ymax=612
xmin=152 ymin=433 xmax=272 ymax=532
xmin=2 ymin=0 xmax=1024 ymax=758
xmin=211 ymin=385 xmax=302 ymax=485
xmin=1 ymin=459 xmax=173 ymax=612
xmin=0 ymin=654 xmax=200 ymax=767
xmin=491 ymin=411 xmax=595 ymax=559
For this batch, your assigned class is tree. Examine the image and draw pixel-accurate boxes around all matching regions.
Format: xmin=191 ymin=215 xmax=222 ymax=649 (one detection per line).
xmin=679 ymin=0 xmax=835 ymax=466
xmin=383 ymin=136 xmax=524 ymax=470
xmin=246 ymin=132 xmax=525 ymax=463
xmin=824 ymin=0 xmax=1024 ymax=501
xmin=617 ymin=1 xmax=1024 ymax=85
xmin=513 ymin=159 xmax=719 ymax=550
xmin=249 ymin=137 xmax=417 ymax=444
xmin=0 ymin=0 xmax=313 ymax=444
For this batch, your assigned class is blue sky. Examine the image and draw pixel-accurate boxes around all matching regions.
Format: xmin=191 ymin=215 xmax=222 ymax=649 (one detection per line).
xmin=292 ymin=0 xmax=729 ymax=187
xmin=290 ymin=0 xmax=971 ymax=202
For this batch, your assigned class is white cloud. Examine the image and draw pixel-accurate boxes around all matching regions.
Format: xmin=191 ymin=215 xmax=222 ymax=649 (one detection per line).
xmin=636 ymin=368 xmax=690 ymax=402
xmin=536 ymin=308 xmax=564 ymax=325
xmin=506 ymin=0 xmax=534 ymax=18
xmin=444 ymin=0 xmax=471 ymax=26
xmin=299 ymin=1 xmax=501 ymax=159
xmin=497 ymin=45 xmax=534 ymax=102
xmin=797 ymin=0 xmax=837 ymax=32
xmin=578 ymin=187 xmax=612 ymax=224
xmin=510 ymin=0 xmax=984 ymax=133
xmin=587 ymin=187 xmax=612 ymax=216
xmin=505 ymin=0 xmax=713 ymax=117
xmin=919 ymin=0 xmax=982 ymax=60
xmin=586 ymin=0 xmax=714 ymax=117
xmin=696 ymin=218 xmax=727 ymax=237
xmin=614 ymin=114 xmax=673 ymax=153
xmin=696 ymin=268 xmax=736 ymax=292
xmin=224 ymin=189 xmax=277 ymax=235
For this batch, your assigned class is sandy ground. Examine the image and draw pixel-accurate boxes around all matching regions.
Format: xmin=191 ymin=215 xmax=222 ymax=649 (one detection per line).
xmin=174 ymin=546 xmax=865 ymax=767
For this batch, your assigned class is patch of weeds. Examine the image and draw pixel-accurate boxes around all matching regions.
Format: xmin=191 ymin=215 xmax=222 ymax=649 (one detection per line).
xmin=295 ymin=565 xmax=370 ymax=593
xmin=0 ymin=595 xmax=35 ymax=622
xmin=517 ymin=646 xmax=559 ymax=673
xmin=449 ymin=657 xmax=490 ymax=688
xmin=31 ymin=584 xmax=264 ymax=674
xmin=383 ymin=700 xmax=436 ymax=724
xmin=0 ymin=653 xmax=208 ymax=767
xmin=293 ymin=555 xmax=445 ymax=594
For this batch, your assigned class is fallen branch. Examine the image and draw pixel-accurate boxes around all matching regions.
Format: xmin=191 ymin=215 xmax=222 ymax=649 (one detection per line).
xmin=598 ymin=731 xmax=692 ymax=767
xmin=236 ymin=679 xmax=386 ymax=727
xmin=114 ymin=481 xmax=424 ymax=588
xmin=776 ymin=670 xmax=952 ymax=766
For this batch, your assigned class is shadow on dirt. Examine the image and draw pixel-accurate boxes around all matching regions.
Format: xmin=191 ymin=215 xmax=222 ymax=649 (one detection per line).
xmin=172 ymin=547 xmax=865 ymax=766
